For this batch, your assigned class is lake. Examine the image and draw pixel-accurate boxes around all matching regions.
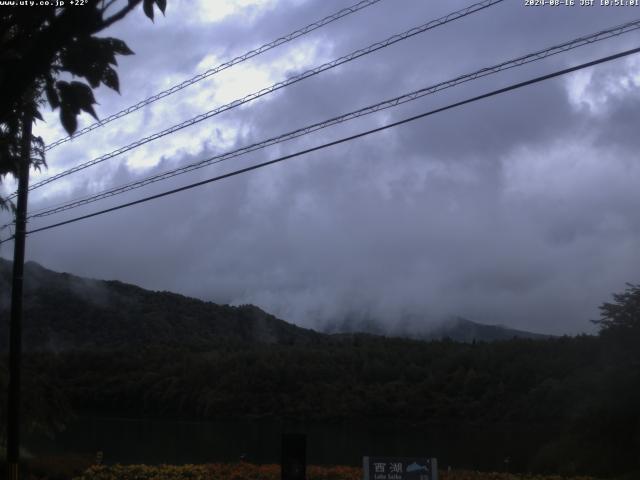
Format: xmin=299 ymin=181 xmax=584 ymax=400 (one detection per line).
xmin=26 ymin=416 xmax=557 ymax=472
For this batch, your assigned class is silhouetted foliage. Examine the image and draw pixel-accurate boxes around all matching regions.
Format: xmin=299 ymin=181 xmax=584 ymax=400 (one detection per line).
xmin=593 ymin=282 xmax=640 ymax=333
xmin=0 ymin=355 xmax=73 ymax=445
xmin=10 ymin=335 xmax=632 ymax=475
xmin=0 ymin=0 xmax=167 ymax=211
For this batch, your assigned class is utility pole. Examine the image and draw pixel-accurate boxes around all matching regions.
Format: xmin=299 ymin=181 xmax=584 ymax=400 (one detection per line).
xmin=7 ymin=109 xmax=32 ymax=480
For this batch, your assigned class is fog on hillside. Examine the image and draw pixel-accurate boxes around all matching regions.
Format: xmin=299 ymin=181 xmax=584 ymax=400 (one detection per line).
xmin=1 ymin=1 xmax=639 ymax=479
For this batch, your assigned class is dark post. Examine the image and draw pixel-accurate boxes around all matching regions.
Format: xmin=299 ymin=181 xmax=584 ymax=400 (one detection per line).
xmin=7 ymin=110 xmax=32 ymax=480
xmin=281 ymin=433 xmax=306 ymax=480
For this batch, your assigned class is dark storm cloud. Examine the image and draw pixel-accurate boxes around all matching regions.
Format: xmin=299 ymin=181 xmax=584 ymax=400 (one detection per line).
xmin=4 ymin=0 xmax=640 ymax=335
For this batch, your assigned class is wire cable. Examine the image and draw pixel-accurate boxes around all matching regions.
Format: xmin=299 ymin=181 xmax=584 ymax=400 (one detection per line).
xmin=0 ymin=234 xmax=15 ymax=245
xmin=1 ymin=45 xmax=634 ymax=244
xmin=23 ymin=17 xmax=640 ymax=221
xmin=44 ymin=0 xmax=386 ymax=151
xmin=14 ymin=0 xmax=504 ymax=199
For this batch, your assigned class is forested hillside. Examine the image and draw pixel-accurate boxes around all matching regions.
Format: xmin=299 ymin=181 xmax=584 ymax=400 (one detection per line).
xmin=0 ymin=259 xmax=320 ymax=350
xmin=1 ymin=260 xmax=639 ymax=476
xmin=10 ymin=332 xmax=640 ymax=475
xmin=0 ymin=259 xmax=549 ymax=349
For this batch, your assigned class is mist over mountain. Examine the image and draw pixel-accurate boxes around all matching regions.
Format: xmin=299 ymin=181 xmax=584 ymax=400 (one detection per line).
xmin=1 ymin=258 xmax=555 ymax=351
xmin=1 ymin=259 xmax=638 ymax=476
xmin=322 ymin=314 xmax=551 ymax=342
xmin=0 ymin=258 xmax=321 ymax=351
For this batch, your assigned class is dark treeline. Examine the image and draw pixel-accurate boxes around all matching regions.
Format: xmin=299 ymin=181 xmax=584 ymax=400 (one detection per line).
xmin=1 ymin=262 xmax=639 ymax=476
xmin=25 ymin=336 xmax=597 ymax=423
xmin=5 ymin=330 xmax=639 ymax=477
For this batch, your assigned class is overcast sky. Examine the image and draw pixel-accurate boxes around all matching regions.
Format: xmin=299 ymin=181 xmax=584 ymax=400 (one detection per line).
xmin=2 ymin=0 xmax=640 ymax=335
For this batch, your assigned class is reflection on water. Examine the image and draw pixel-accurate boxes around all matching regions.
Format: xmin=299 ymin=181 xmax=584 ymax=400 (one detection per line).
xmin=26 ymin=417 xmax=556 ymax=472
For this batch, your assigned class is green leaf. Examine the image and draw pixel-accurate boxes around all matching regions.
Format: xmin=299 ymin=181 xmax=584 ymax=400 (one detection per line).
xmin=85 ymin=68 xmax=103 ymax=89
xmin=69 ymin=81 xmax=99 ymax=120
xmin=31 ymin=136 xmax=47 ymax=171
xmin=57 ymin=81 xmax=99 ymax=124
xmin=45 ymin=80 xmax=59 ymax=109
xmin=155 ymin=0 xmax=166 ymax=14
xmin=56 ymin=82 xmax=80 ymax=115
xmin=143 ymin=0 xmax=154 ymax=21
xmin=102 ymin=67 xmax=120 ymax=93
xmin=60 ymin=37 xmax=119 ymax=84
xmin=60 ymin=106 xmax=77 ymax=135
xmin=107 ymin=38 xmax=134 ymax=56
xmin=32 ymin=108 xmax=43 ymax=122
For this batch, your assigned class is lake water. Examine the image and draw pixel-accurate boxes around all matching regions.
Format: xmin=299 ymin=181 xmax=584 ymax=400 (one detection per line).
xmin=26 ymin=416 xmax=557 ymax=472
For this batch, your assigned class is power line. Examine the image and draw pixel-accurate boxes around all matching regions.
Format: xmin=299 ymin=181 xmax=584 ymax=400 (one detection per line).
xmin=23 ymin=17 xmax=640 ymax=221
xmin=1 ymin=234 xmax=15 ymax=244
xmin=3 ymin=45 xmax=636 ymax=244
xmin=14 ymin=0 xmax=504 ymax=199
xmin=0 ymin=226 xmax=15 ymax=246
xmin=44 ymin=0 xmax=386 ymax=151
xmin=28 ymin=0 xmax=504 ymax=193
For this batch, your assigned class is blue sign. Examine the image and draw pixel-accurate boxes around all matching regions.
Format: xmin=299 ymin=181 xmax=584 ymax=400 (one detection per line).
xmin=363 ymin=457 xmax=437 ymax=480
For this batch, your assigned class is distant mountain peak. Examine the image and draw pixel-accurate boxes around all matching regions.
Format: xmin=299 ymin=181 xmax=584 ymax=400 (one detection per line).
xmin=426 ymin=316 xmax=551 ymax=342
xmin=322 ymin=313 xmax=551 ymax=342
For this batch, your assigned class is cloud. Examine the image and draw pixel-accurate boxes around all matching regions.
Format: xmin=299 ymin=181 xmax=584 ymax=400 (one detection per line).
xmin=3 ymin=0 xmax=640 ymax=336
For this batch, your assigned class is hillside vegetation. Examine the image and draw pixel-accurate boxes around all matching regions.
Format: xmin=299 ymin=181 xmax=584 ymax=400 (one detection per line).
xmin=0 ymin=260 xmax=639 ymax=476
xmin=0 ymin=259 xmax=321 ymax=351
xmin=71 ymin=463 xmax=602 ymax=480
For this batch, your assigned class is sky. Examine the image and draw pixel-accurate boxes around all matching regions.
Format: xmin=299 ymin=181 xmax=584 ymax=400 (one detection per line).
xmin=2 ymin=0 xmax=640 ymax=335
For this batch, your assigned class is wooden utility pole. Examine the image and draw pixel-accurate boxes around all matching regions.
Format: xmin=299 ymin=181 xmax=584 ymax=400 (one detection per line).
xmin=6 ymin=110 xmax=32 ymax=480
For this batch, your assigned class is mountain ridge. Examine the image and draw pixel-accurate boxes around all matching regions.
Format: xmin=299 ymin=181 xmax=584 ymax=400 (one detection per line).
xmin=1 ymin=258 xmax=552 ymax=351
xmin=321 ymin=312 xmax=551 ymax=342
xmin=0 ymin=258 xmax=321 ymax=351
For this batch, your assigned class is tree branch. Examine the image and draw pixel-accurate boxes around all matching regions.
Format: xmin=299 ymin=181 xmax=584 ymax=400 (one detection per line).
xmin=101 ymin=0 xmax=119 ymax=15
xmin=100 ymin=0 xmax=142 ymax=30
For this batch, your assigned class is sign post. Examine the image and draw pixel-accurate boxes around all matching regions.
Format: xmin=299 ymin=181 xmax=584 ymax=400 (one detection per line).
xmin=282 ymin=433 xmax=306 ymax=480
xmin=363 ymin=457 xmax=438 ymax=480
